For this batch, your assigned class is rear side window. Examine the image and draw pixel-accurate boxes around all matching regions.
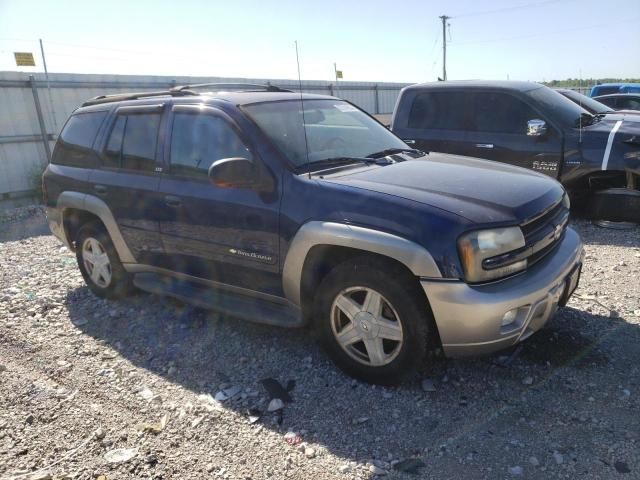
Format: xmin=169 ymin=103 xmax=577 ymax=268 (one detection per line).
xmin=103 ymin=116 xmax=125 ymax=169
xmin=468 ymin=92 xmax=539 ymax=134
xmin=52 ymin=111 xmax=107 ymax=166
xmin=169 ymin=113 xmax=252 ymax=178
xmin=102 ymin=112 xmax=161 ymax=171
xmin=596 ymin=97 xmax=616 ymax=108
xmin=618 ymin=97 xmax=640 ymax=110
xmin=407 ymin=91 xmax=467 ymax=130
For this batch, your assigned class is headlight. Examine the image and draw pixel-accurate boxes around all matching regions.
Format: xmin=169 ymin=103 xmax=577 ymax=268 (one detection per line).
xmin=458 ymin=226 xmax=526 ymax=283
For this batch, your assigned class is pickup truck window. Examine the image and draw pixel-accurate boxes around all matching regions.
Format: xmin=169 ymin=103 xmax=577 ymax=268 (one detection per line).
xmin=408 ymin=91 xmax=467 ymax=130
xmin=244 ymin=99 xmax=407 ymax=167
xmin=170 ymin=112 xmax=253 ymax=178
xmin=469 ymin=92 xmax=538 ymax=134
xmin=618 ymin=97 xmax=640 ymax=110
xmin=526 ymin=86 xmax=589 ymax=127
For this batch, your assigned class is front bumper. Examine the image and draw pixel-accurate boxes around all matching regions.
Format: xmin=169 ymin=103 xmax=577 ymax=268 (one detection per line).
xmin=422 ymin=227 xmax=584 ymax=358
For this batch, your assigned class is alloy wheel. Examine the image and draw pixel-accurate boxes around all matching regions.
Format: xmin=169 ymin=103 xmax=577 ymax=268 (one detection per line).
xmin=82 ymin=237 xmax=112 ymax=288
xmin=330 ymin=286 xmax=404 ymax=367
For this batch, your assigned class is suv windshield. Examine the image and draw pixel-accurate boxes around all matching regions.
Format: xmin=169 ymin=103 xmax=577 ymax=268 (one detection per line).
xmin=243 ymin=99 xmax=410 ymax=169
xmin=526 ymin=86 xmax=592 ymax=128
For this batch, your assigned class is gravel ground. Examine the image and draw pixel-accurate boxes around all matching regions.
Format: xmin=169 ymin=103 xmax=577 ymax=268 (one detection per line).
xmin=0 ymin=209 xmax=639 ymax=480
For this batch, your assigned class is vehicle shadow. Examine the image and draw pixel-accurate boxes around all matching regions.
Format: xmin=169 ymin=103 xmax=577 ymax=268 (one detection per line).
xmin=64 ymin=285 xmax=639 ymax=470
xmin=569 ymin=217 xmax=640 ymax=248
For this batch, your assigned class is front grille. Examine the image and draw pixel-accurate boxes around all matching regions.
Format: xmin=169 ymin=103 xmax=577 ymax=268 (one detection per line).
xmin=482 ymin=199 xmax=569 ymax=272
xmin=521 ymin=200 xmax=569 ymax=268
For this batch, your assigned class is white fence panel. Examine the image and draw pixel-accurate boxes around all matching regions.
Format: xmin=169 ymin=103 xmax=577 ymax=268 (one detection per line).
xmin=0 ymin=71 xmax=410 ymax=199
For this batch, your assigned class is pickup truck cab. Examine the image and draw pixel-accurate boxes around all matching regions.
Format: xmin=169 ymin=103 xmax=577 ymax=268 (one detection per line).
xmin=43 ymin=84 xmax=584 ymax=384
xmin=557 ymin=89 xmax=640 ymax=116
xmin=391 ymin=81 xmax=640 ymax=223
xmin=594 ymin=93 xmax=640 ymax=112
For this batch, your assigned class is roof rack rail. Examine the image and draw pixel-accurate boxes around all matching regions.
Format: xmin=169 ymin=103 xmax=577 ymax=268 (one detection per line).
xmin=170 ymin=82 xmax=293 ymax=93
xmin=81 ymin=89 xmax=197 ymax=107
xmin=81 ymin=83 xmax=293 ymax=107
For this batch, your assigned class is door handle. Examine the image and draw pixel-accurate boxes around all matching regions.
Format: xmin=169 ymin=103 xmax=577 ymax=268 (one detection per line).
xmin=94 ymin=185 xmax=108 ymax=195
xmin=475 ymin=143 xmax=494 ymax=149
xmin=403 ymin=139 xmax=416 ymax=145
xmin=164 ymin=195 xmax=182 ymax=207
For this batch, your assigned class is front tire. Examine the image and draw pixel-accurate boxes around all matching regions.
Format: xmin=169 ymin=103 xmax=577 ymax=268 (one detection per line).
xmin=75 ymin=223 xmax=133 ymax=299
xmin=314 ymin=258 xmax=434 ymax=385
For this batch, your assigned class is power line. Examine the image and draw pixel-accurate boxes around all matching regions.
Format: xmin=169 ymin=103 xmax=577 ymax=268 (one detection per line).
xmin=451 ymin=17 xmax=640 ymax=46
xmin=452 ymin=0 xmax=572 ymax=19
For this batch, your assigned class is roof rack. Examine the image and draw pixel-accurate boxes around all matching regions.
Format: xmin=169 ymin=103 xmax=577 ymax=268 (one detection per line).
xmin=81 ymin=89 xmax=196 ymax=107
xmin=81 ymin=83 xmax=292 ymax=107
xmin=170 ymin=82 xmax=293 ymax=93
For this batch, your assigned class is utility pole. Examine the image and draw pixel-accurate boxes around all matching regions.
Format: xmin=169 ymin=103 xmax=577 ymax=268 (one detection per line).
xmin=39 ymin=39 xmax=57 ymax=131
xmin=439 ymin=15 xmax=449 ymax=81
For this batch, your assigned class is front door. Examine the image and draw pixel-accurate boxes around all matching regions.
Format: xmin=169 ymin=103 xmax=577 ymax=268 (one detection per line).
xmin=465 ymin=91 xmax=563 ymax=178
xmin=156 ymin=105 xmax=282 ymax=296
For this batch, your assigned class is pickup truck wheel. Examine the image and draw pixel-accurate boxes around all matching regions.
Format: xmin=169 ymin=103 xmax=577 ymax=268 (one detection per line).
xmin=75 ymin=223 xmax=132 ymax=299
xmin=315 ymin=259 xmax=432 ymax=385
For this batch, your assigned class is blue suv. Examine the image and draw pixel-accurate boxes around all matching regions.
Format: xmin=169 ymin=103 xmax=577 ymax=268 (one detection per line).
xmin=43 ymin=83 xmax=584 ymax=384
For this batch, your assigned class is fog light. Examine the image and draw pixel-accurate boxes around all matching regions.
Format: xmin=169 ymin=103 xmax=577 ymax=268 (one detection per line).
xmin=501 ymin=308 xmax=519 ymax=327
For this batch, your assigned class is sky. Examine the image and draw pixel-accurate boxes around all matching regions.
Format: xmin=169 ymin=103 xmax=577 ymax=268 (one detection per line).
xmin=0 ymin=0 xmax=638 ymax=84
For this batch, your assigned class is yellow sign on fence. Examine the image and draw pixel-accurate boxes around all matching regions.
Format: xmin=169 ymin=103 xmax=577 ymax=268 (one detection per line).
xmin=14 ymin=52 xmax=35 ymax=67
xmin=336 ymin=70 xmax=343 ymax=79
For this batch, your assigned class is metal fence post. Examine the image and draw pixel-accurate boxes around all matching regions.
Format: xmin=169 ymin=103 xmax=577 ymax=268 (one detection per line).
xmin=374 ymin=84 xmax=380 ymax=114
xmin=328 ymin=84 xmax=334 ymax=96
xmin=29 ymin=75 xmax=51 ymax=162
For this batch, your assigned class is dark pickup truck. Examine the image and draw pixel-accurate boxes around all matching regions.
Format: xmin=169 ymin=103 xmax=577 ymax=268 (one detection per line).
xmin=391 ymin=81 xmax=640 ymax=222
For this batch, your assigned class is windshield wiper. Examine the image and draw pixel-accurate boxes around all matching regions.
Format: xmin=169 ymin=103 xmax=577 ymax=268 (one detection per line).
xmin=575 ymin=112 xmax=597 ymax=127
xmin=295 ymin=157 xmax=378 ymax=173
xmin=366 ymin=147 xmax=425 ymax=159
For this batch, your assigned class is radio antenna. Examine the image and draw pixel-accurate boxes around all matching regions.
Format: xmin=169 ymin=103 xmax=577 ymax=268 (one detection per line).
xmin=579 ymin=70 xmax=583 ymax=144
xmin=295 ymin=40 xmax=311 ymax=178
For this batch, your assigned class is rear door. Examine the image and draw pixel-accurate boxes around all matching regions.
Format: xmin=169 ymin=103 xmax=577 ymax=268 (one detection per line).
xmin=155 ymin=105 xmax=282 ymax=296
xmin=393 ymin=90 xmax=472 ymax=156
xmin=465 ymin=91 xmax=563 ymax=178
xmin=90 ymin=104 xmax=166 ymax=263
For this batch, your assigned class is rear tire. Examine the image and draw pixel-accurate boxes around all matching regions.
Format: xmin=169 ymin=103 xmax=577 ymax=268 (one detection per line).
xmin=314 ymin=258 xmax=434 ymax=385
xmin=75 ymin=223 xmax=133 ymax=299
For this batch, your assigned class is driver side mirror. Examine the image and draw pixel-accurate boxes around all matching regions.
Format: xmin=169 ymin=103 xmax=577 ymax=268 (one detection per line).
xmin=527 ymin=119 xmax=548 ymax=137
xmin=208 ymin=157 xmax=273 ymax=191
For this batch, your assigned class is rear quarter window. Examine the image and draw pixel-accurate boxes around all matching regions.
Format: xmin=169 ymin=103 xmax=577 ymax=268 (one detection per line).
xmin=52 ymin=111 xmax=107 ymax=167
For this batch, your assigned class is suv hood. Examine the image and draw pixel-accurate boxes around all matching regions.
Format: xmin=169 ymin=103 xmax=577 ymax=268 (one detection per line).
xmin=321 ymin=153 xmax=564 ymax=224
